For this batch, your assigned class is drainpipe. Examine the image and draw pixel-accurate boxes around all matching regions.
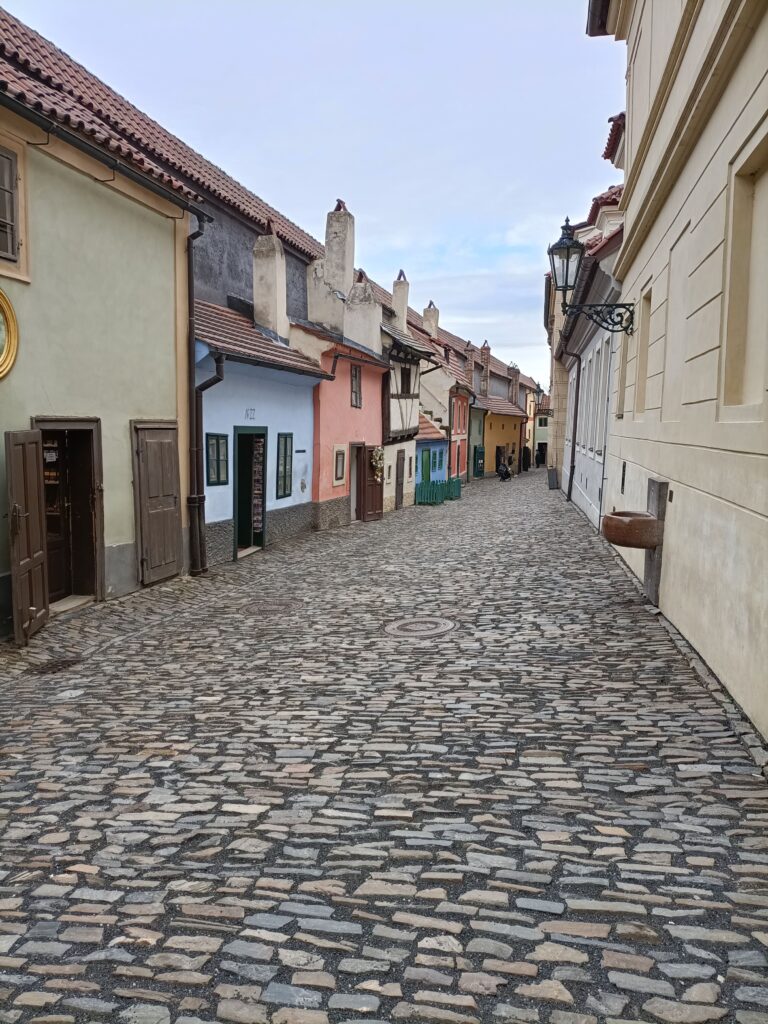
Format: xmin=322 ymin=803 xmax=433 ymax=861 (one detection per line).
xmin=194 ymin=353 xmax=226 ymax=573
xmin=447 ymin=389 xmax=454 ymax=478
xmin=187 ymin=214 xmax=206 ymax=576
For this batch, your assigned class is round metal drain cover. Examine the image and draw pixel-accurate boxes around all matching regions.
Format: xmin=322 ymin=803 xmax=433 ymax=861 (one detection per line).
xmin=384 ymin=616 xmax=455 ymax=638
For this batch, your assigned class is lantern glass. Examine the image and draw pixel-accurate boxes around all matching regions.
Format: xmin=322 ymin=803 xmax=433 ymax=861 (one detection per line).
xmin=548 ymin=218 xmax=584 ymax=295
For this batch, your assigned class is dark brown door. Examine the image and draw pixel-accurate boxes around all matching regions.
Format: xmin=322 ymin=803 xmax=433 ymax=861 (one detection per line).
xmin=133 ymin=424 xmax=181 ymax=585
xmin=362 ymin=445 xmax=383 ymax=522
xmin=395 ymin=449 xmax=405 ymax=510
xmin=5 ymin=429 xmax=49 ymax=643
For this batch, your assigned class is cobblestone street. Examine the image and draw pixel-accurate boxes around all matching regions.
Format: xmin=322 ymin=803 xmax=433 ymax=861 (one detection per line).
xmin=1 ymin=472 xmax=767 ymax=1024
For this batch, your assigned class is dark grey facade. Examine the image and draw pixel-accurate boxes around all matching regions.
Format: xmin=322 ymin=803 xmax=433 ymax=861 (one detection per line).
xmin=195 ymin=202 xmax=308 ymax=321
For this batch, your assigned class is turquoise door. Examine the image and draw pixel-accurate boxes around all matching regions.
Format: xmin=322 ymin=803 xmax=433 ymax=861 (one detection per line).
xmin=421 ymin=448 xmax=432 ymax=483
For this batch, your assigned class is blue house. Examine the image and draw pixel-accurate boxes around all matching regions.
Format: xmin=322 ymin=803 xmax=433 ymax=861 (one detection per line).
xmin=415 ymin=414 xmax=449 ymax=484
xmin=195 ymin=299 xmax=330 ymax=563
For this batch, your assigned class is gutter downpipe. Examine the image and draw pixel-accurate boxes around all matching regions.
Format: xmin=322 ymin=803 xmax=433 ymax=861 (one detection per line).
xmin=193 ymin=353 xmax=226 ymax=574
xmin=447 ymin=387 xmax=454 ymax=479
xmin=187 ymin=214 xmax=206 ymax=577
xmin=565 ymin=349 xmax=582 ymax=503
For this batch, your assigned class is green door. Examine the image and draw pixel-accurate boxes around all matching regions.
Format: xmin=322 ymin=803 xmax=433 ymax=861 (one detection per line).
xmin=421 ymin=448 xmax=432 ymax=483
xmin=234 ymin=427 xmax=267 ymax=555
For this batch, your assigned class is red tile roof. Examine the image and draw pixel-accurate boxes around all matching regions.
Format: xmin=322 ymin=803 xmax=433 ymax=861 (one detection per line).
xmin=474 ymin=395 xmax=527 ymax=418
xmin=0 ymin=9 xmax=324 ymax=258
xmin=603 ymin=113 xmax=625 ymax=162
xmin=195 ymin=301 xmax=330 ymax=378
xmin=587 ymin=184 xmax=623 ymax=226
xmin=415 ymin=414 xmax=447 ymax=443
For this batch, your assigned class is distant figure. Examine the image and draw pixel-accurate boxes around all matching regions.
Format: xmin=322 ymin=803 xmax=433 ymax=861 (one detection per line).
xmin=534 ymin=448 xmax=542 ymax=469
xmin=497 ymin=462 xmax=511 ymax=481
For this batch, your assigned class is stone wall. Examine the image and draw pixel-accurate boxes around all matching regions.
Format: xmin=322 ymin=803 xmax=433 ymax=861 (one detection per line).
xmin=313 ymin=495 xmax=351 ymax=532
xmin=206 ymin=519 xmax=234 ymax=566
xmin=268 ymin=502 xmax=315 ymax=546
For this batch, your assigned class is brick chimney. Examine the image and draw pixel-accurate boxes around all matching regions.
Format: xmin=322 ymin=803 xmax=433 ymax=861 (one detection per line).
xmin=480 ymin=340 xmax=491 ymax=397
xmin=423 ymin=300 xmax=439 ymax=338
xmin=508 ymin=361 xmax=520 ymax=405
xmin=252 ymin=221 xmax=289 ymax=338
xmin=325 ymin=199 xmax=354 ymax=297
xmin=393 ymin=269 xmax=409 ymax=330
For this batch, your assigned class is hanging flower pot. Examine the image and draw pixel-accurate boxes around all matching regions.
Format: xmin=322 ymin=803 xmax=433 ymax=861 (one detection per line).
xmin=370 ymin=446 xmax=385 ymax=483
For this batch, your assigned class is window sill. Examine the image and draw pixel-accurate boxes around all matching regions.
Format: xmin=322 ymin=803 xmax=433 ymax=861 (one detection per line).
xmin=0 ymin=262 xmax=30 ymax=285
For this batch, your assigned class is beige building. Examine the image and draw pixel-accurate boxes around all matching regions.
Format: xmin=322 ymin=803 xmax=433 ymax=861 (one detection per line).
xmin=588 ymin=0 xmax=768 ymax=737
xmin=0 ymin=42 xmax=193 ymax=642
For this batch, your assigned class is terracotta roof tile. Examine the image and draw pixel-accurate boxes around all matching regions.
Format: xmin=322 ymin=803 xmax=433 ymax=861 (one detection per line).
xmin=587 ymin=184 xmax=623 ymax=226
xmin=195 ymin=301 xmax=330 ymax=378
xmin=603 ymin=112 xmax=625 ymax=161
xmin=415 ymin=414 xmax=447 ymax=443
xmin=0 ymin=9 xmax=323 ymax=256
xmin=474 ymin=395 xmax=527 ymax=417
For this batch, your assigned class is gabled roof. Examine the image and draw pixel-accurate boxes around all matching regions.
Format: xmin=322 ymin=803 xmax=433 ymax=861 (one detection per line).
xmin=474 ymin=395 xmax=527 ymax=418
xmin=587 ymin=184 xmax=623 ymax=226
xmin=195 ymin=302 xmax=331 ymax=378
xmin=0 ymin=9 xmax=323 ymax=259
xmin=381 ymin=322 xmax=437 ymax=360
xmin=415 ymin=414 xmax=448 ymax=443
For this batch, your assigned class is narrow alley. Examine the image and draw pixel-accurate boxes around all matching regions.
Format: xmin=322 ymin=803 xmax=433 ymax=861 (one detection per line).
xmin=1 ymin=474 xmax=766 ymax=1024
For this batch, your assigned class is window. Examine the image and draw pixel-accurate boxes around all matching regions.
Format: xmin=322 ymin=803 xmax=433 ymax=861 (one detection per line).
xmin=206 ymin=433 xmax=228 ymax=486
xmin=387 ymin=464 xmax=392 ymax=481
xmin=351 ymin=364 xmax=362 ymax=407
xmin=538 ymin=417 xmax=548 ymax=427
xmin=635 ymin=289 xmax=652 ymax=413
xmin=431 ymin=449 xmax=438 ymax=471
xmin=334 ymin=447 xmax=346 ymax=484
xmin=0 ymin=147 xmax=17 ymax=262
xmin=438 ymin=448 xmax=444 ymax=470
xmin=276 ymin=433 xmax=293 ymax=499
xmin=400 ymin=365 xmax=411 ymax=395
xmin=408 ymin=456 xmax=413 ymax=479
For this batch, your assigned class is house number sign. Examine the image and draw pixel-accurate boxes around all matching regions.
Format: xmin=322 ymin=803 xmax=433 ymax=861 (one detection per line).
xmin=244 ymin=408 xmax=257 ymax=421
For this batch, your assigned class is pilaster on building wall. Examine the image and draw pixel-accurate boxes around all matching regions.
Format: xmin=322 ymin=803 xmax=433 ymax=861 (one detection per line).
xmin=547 ymin=302 xmax=567 ymax=474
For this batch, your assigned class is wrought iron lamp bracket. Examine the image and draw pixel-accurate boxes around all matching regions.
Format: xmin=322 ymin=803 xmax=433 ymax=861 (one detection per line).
xmin=562 ymin=302 xmax=634 ymax=334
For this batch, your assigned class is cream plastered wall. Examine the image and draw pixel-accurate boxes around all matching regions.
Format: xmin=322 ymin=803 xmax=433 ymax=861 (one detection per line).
xmin=0 ymin=117 xmax=184 ymax=593
xmin=383 ymin=440 xmax=416 ymax=513
xmin=604 ymin=1 xmax=768 ymax=736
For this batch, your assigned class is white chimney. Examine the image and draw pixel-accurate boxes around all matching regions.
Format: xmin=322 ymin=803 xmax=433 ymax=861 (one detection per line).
xmin=423 ymin=300 xmax=439 ymax=338
xmin=393 ymin=269 xmax=409 ymax=330
xmin=345 ymin=270 xmax=383 ymax=354
xmin=252 ymin=223 xmax=289 ymax=338
xmin=325 ymin=199 xmax=354 ymax=297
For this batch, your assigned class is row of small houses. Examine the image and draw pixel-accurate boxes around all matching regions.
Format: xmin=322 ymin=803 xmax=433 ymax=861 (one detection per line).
xmin=0 ymin=10 xmax=546 ymax=643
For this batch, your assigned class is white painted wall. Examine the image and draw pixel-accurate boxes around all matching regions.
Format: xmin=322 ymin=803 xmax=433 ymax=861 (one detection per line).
xmin=563 ymin=334 xmax=612 ymax=528
xmin=197 ymin=355 xmax=315 ymax=523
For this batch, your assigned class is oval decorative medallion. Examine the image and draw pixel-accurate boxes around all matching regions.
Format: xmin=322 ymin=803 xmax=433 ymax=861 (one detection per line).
xmin=384 ymin=616 xmax=455 ymax=638
xmin=0 ymin=289 xmax=19 ymax=380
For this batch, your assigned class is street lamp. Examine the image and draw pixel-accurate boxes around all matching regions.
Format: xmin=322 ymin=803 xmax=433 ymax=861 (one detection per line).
xmin=548 ymin=217 xmax=634 ymax=334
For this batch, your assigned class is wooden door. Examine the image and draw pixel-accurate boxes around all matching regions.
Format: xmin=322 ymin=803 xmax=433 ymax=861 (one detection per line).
xmin=395 ymin=449 xmax=405 ymax=510
xmin=133 ymin=424 xmax=181 ymax=585
xmin=421 ymin=448 xmax=431 ymax=483
xmin=362 ymin=445 xmax=383 ymax=522
xmin=5 ymin=429 xmax=49 ymax=643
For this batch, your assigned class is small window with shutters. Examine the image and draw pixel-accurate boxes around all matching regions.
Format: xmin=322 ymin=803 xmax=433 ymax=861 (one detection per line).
xmin=206 ymin=434 xmax=228 ymax=485
xmin=0 ymin=147 xmax=18 ymax=263
xmin=400 ymin=365 xmax=411 ymax=395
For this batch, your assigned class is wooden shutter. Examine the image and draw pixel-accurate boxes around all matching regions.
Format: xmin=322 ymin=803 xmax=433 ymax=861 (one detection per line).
xmin=133 ymin=423 xmax=181 ymax=584
xmin=395 ymin=449 xmax=405 ymax=510
xmin=5 ymin=429 xmax=48 ymax=643
xmin=362 ymin=445 xmax=383 ymax=521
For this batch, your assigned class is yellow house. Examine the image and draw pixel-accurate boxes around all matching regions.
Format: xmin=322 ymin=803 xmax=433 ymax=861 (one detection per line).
xmin=478 ymin=401 xmax=528 ymax=475
xmin=0 ymin=12 xmax=196 ymax=641
xmin=587 ymin=0 xmax=768 ymax=737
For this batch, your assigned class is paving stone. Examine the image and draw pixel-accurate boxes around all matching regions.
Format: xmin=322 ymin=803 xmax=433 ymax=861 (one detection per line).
xmin=1 ymin=476 xmax=767 ymax=1024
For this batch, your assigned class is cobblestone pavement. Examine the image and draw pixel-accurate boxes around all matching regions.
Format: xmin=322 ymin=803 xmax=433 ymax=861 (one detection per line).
xmin=1 ymin=472 xmax=768 ymax=1024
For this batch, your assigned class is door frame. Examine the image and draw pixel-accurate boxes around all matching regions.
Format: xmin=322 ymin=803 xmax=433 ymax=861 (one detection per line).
xmin=130 ymin=419 xmax=182 ymax=585
xmin=349 ymin=442 xmax=365 ymax=522
xmin=232 ymin=425 xmax=268 ymax=558
xmin=31 ymin=416 xmax=105 ymax=602
xmin=395 ymin=448 xmax=405 ymax=510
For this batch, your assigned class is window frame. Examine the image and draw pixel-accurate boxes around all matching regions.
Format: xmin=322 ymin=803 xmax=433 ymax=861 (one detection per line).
xmin=350 ymin=363 xmax=362 ymax=408
xmin=0 ymin=134 xmax=28 ymax=281
xmin=400 ymin=365 xmax=411 ymax=396
xmin=333 ymin=446 xmax=346 ymax=485
xmin=206 ymin=432 xmax=229 ymax=486
xmin=0 ymin=146 xmax=18 ymax=263
xmin=276 ymin=432 xmax=293 ymax=499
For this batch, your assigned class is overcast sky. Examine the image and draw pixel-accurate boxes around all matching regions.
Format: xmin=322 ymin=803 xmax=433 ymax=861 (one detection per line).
xmin=7 ymin=0 xmax=626 ymax=386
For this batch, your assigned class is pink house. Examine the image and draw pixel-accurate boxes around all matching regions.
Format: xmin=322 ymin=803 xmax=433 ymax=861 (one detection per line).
xmin=291 ymin=205 xmax=389 ymax=529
